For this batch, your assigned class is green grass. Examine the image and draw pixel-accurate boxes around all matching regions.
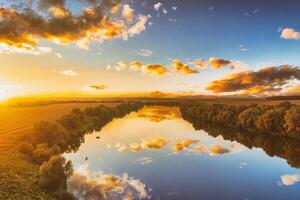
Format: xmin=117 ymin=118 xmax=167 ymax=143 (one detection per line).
xmin=0 ymin=143 xmax=55 ymax=200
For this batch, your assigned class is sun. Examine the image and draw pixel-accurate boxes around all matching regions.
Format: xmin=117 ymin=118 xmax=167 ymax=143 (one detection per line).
xmin=0 ymin=88 xmax=8 ymax=101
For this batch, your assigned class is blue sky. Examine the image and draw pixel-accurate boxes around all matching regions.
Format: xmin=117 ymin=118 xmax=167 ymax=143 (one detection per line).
xmin=0 ymin=0 xmax=300 ymax=98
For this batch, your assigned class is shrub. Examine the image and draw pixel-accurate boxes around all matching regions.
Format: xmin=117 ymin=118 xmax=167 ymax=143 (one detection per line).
xmin=32 ymin=144 xmax=61 ymax=164
xmin=19 ymin=141 xmax=34 ymax=157
xmin=32 ymin=121 xmax=70 ymax=151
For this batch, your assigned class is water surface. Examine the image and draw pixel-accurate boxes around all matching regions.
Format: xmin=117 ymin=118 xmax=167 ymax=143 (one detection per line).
xmin=65 ymin=106 xmax=300 ymax=200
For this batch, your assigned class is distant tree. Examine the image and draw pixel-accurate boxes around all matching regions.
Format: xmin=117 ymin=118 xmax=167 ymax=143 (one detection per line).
xmin=284 ymin=106 xmax=300 ymax=138
xmin=238 ymin=107 xmax=262 ymax=132
xmin=256 ymin=109 xmax=284 ymax=135
xmin=32 ymin=121 xmax=69 ymax=150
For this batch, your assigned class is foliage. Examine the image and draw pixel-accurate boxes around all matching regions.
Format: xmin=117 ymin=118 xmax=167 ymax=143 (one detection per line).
xmin=39 ymin=155 xmax=73 ymax=192
xmin=180 ymin=102 xmax=300 ymax=139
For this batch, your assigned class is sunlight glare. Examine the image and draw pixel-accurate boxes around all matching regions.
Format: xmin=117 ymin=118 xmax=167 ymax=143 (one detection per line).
xmin=0 ymin=88 xmax=8 ymax=101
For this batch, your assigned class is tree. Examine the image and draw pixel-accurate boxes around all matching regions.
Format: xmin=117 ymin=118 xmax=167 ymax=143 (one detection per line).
xmin=284 ymin=106 xmax=300 ymax=138
xmin=238 ymin=107 xmax=262 ymax=132
xmin=32 ymin=121 xmax=70 ymax=150
xmin=32 ymin=143 xmax=61 ymax=164
xmin=39 ymin=155 xmax=73 ymax=192
xmin=255 ymin=109 xmax=284 ymax=135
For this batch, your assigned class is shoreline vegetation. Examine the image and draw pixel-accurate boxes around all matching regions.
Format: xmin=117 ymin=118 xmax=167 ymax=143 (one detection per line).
xmin=1 ymin=101 xmax=299 ymax=199
xmin=2 ymin=103 xmax=142 ymax=199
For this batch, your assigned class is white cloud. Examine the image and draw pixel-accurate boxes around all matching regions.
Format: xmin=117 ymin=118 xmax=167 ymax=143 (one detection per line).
xmin=136 ymin=157 xmax=153 ymax=165
xmin=128 ymin=15 xmax=149 ymax=36
xmin=172 ymin=6 xmax=178 ymax=11
xmin=280 ymin=174 xmax=300 ymax=186
xmin=61 ymin=69 xmax=79 ymax=77
xmin=68 ymin=167 xmax=150 ymax=200
xmin=137 ymin=49 xmax=153 ymax=57
xmin=122 ymin=4 xmax=134 ymax=22
xmin=154 ymin=2 xmax=163 ymax=11
xmin=0 ymin=43 xmax=53 ymax=56
xmin=281 ymin=28 xmax=300 ymax=40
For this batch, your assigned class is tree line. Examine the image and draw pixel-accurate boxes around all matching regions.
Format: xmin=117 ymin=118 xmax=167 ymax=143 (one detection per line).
xmin=181 ymin=114 xmax=300 ymax=168
xmin=18 ymin=103 xmax=143 ymax=199
xmin=180 ymin=102 xmax=300 ymax=139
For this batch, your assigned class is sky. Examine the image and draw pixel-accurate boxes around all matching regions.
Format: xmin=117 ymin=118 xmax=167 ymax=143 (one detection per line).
xmin=0 ymin=0 xmax=300 ymax=99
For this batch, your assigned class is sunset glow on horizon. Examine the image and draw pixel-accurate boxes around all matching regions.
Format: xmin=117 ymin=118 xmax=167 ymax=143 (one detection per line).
xmin=0 ymin=0 xmax=300 ymax=99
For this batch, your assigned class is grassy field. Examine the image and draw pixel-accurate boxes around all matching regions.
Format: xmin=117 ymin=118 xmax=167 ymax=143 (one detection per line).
xmin=0 ymin=102 xmax=117 ymax=141
xmin=0 ymin=102 xmax=117 ymax=199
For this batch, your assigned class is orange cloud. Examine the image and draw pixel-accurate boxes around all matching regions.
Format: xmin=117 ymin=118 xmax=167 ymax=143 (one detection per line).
xmin=281 ymin=28 xmax=300 ymax=40
xmin=280 ymin=174 xmax=300 ymax=186
xmin=129 ymin=61 xmax=144 ymax=71
xmin=0 ymin=0 xmax=148 ymax=49
xmin=172 ymin=59 xmax=199 ymax=75
xmin=144 ymin=64 xmax=168 ymax=76
xmin=172 ymin=139 xmax=198 ymax=153
xmin=209 ymin=57 xmax=233 ymax=69
xmin=206 ymin=65 xmax=300 ymax=95
xmin=122 ymin=4 xmax=134 ymax=22
xmin=209 ymin=144 xmax=230 ymax=156
xmin=142 ymin=137 xmax=167 ymax=149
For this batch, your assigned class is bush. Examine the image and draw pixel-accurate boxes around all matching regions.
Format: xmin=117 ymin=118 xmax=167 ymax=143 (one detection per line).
xmin=32 ymin=121 xmax=70 ymax=151
xmin=284 ymin=106 xmax=300 ymax=138
xmin=19 ymin=142 xmax=34 ymax=157
xmin=32 ymin=144 xmax=61 ymax=164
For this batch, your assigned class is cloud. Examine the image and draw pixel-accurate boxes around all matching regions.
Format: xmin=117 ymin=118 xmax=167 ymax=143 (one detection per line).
xmin=115 ymin=62 xmax=128 ymax=71
xmin=172 ymin=139 xmax=198 ymax=153
xmin=281 ymin=28 xmax=300 ymax=40
xmin=0 ymin=1 xmax=149 ymax=50
xmin=0 ymin=43 xmax=56 ymax=56
xmin=127 ymin=15 xmax=149 ymax=36
xmin=172 ymin=6 xmax=178 ymax=11
xmin=209 ymin=57 xmax=234 ymax=69
xmin=189 ymin=57 xmax=243 ymax=70
xmin=142 ymin=137 xmax=167 ymax=149
xmin=68 ymin=168 xmax=150 ymax=200
xmin=112 ymin=61 xmax=168 ymax=77
xmin=83 ymin=85 xmax=106 ymax=92
xmin=115 ymin=143 xmax=127 ymax=152
xmin=129 ymin=61 xmax=144 ymax=71
xmin=129 ymin=143 xmax=143 ymax=152
xmin=122 ymin=4 xmax=134 ymax=22
xmin=138 ymin=106 xmax=180 ymax=122
xmin=137 ymin=49 xmax=153 ymax=57
xmin=189 ymin=59 xmax=209 ymax=69
xmin=193 ymin=144 xmax=208 ymax=154
xmin=285 ymin=84 xmax=300 ymax=95
xmin=206 ymin=65 xmax=300 ymax=95
xmin=136 ymin=157 xmax=153 ymax=165
xmin=154 ymin=2 xmax=163 ymax=11
xmin=209 ymin=144 xmax=230 ymax=156
xmin=172 ymin=60 xmax=199 ymax=75
xmin=280 ymin=174 xmax=300 ymax=186
xmin=61 ymin=69 xmax=79 ymax=77
xmin=144 ymin=64 xmax=168 ymax=76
